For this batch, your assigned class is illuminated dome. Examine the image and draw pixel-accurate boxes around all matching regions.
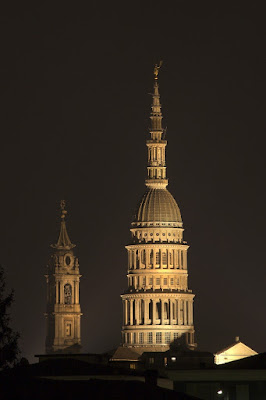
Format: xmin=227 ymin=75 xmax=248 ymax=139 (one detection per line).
xmin=120 ymin=65 xmax=196 ymax=354
xmin=133 ymin=188 xmax=182 ymax=224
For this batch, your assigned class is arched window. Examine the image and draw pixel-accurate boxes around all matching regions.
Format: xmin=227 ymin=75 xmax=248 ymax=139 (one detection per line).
xmin=64 ymin=284 xmax=72 ymax=304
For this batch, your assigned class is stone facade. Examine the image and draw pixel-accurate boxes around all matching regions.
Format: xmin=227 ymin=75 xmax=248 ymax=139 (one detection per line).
xmin=45 ymin=201 xmax=82 ymax=353
xmin=121 ymin=68 xmax=196 ymax=352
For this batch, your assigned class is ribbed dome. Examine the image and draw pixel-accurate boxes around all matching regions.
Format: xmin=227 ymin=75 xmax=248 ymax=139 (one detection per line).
xmin=133 ymin=188 xmax=182 ymax=224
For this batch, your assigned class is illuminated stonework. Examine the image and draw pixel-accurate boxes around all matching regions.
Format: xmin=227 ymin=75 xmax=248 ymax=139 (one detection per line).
xmin=45 ymin=201 xmax=82 ymax=353
xmin=121 ymin=68 xmax=196 ymax=351
xmin=214 ymin=337 xmax=257 ymax=365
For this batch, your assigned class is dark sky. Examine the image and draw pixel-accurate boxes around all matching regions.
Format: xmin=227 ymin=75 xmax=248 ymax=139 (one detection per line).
xmin=0 ymin=2 xmax=265 ymax=362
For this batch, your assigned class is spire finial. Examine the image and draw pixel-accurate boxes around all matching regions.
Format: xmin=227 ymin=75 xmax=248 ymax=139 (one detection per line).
xmin=154 ymin=60 xmax=163 ymax=80
xmin=60 ymin=200 xmax=67 ymax=219
xmin=51 ymin=200 xmax=75 ymax=249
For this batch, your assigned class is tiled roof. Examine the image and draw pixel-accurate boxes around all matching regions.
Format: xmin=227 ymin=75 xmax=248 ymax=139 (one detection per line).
xmin=134 ymin=189 xmax=182 ymax=224
xmin=110 ymin=347 xmax=141 ymax=361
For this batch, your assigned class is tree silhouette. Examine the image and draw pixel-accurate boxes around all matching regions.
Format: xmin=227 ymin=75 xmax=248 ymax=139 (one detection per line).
xmin=0 ymin=266 xmax=20 ymax=369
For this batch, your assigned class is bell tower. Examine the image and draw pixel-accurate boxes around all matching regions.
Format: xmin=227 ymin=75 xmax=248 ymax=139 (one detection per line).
xmin=45 ymin=201 xmax=82 ymax=353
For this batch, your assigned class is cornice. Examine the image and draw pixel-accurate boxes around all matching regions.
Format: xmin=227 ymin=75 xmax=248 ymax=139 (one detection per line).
xmin=125 ymin=243 xmax=189 ymax=250
xmin=121 ymin=292 xmax=195 ymax=299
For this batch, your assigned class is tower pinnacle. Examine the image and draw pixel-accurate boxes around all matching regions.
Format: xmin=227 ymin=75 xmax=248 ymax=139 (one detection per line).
xmin=52 ymin=200 xmax=75 ymax=250
xmin=146 ymin=62 xmax=168 ymax=189
xmin=153 ymin=60 xmax=163 ymax=80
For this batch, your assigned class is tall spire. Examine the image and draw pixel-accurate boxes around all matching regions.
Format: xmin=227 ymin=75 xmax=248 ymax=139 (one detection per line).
xmin=146 ymin=62 xmax=168 ymax=189
xmin=119 ymin=64 xmax=196 ymax=354
xmin=150 ymin=61 xmax=163 ymax=134
xmin=52 ymin=200 xmax=75 ymax=250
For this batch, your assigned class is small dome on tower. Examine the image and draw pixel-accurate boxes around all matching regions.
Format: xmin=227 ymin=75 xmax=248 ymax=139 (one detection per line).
xmin=133 ymin=188 xmax=182 ymax=225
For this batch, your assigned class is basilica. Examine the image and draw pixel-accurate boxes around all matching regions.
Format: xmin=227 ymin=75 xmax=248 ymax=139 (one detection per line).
xmin=120 ymin=64 xmax=195 ymax=353
xmin=35 ymin=65 xmax=262 ymax=400
xmin=44 ymin=65 xmax=196 ymax=354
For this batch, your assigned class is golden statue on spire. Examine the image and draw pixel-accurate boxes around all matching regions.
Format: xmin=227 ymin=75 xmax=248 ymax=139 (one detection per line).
xmin=60 ymin=200 xmax=67 ymax=219
xmin=154 ymin=60 xmax=163 ymax=80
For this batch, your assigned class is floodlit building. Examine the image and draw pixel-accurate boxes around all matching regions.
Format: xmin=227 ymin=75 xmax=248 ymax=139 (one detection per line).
xmin=120 ymin=65 xmax=196 ymax=353
xmin=45 ymin=201 xmax=82 ymax=353
xmin=214 ymin=336 xmax=257 ymax=365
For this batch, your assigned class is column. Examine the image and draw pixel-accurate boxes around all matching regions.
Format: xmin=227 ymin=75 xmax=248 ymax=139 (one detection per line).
xmin=144 ymin=299 xmax=149 ymax=325
xmin=74 ymin=317 xmax=77 ymax=339
xmin=184 ymin=301 xmax=187 ymax=325
xmin=77 ymin=317 xmax=81 ymax=341
xmin=183 ymin=250 xmax=187 ymax=269
xmin=177 ymin=299 xmax=182 ymax=325
xmin=167 ymin=249 xmax=170 ymax=268
xmin=152 ymin=299 xmax=156 ymax=324
xmin=131 ymin=250 xmax=133 ymax=268
xmin=179 ymin=250 xmax=182 ymax=269
xmin=173 ymin=249 xmax=175 ymax=268
xmin=187 ymin=300 xmax=191 ymax=325
xmin=134 ymin=250 xmax=137 ymax=269
xmin=159 ymin=249 xmax=162 ymax=268
xmin=169 ymin=300 xmax=173 ymax=325
xmin=175 ymin=249 xmax=179 ymax=268
xmin=139 ymin=250 xmax=143 ymax=269
xmin=60 ymin=281 xmax=64 ymax=304
xmin=61 ymin=317 xmax=64 ymax=345
xmin=130 ymin=300 xmax=133 ymax=325
xmin=146 ymin=249 xmax=150 ymax=268
xmin=181 ymin=300 xmax=184 ymax=324
xmin=75 ymin=281 xmax=79 ymax=304
xmin=135 ymin=299 xmax=139 ymax=325
xmin=161 ymin=299 xmax=165 ymax=325
xmin=188 ymin=301 xmax=193 ymax=325
xmin=125 ymin=300 xmax=128 ymax=325
xmin=152 ymin=249 xmax=155 ymax=268
xmin=56 ymin=280 xmax=59 ymax=304
xmin=133 ymin=276 xmax=136 ymax=289
xmin=73 ymin=281 xmax=76 ymax=304
xmin=55 ymin=315 xmax=59 ymax=341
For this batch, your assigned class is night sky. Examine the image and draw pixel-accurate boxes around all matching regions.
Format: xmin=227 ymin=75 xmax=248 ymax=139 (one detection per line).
xmin=0 ymin=3 xmax=265 ymax=362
